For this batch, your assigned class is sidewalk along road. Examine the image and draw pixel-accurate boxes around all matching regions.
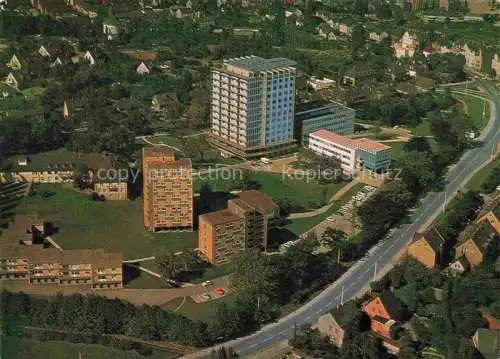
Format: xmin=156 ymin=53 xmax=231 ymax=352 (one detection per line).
xmin=179 ymin=82 xmax=500 ymax=358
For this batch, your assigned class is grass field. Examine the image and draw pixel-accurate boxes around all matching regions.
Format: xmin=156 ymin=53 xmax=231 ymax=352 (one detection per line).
xmin=14 ymin=184 xmax=197 ymax=259
xmin=388 ymin=141 xmax=407 ymax=160
xmin=196 ymin=171 xmax=346 ymax=210
xmin=453 ymin=93 xmax=490 ymax=131
xmin=465 ymin=159 xmax=499 ymax=192
xmin=410 ymin=119 xmax=431 ymax=136
xmin=1 ymin=337 xmax=173 ymax=359
xmin=283 ymin=183 xmax=365 ymax=236
xmin=162 ymin=294 xmax=236 ymax=323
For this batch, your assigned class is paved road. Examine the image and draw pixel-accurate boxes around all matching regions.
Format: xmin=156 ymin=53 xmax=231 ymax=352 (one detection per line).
xmin=181 ymin=83 xmax=499 ymax=359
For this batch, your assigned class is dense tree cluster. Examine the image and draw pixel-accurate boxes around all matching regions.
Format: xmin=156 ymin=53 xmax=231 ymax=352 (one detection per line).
xmin=376 ymin=257 xmax=499 ymax=359
xmin=291 ymin=247 xmax=499 ymax=359
xmin=358 ymin=91 xmax=450 ymax=128
xmin=1 ymin=292 xmax=211 ymax=346
xmin=358 ymin=181 xmax=414 ymax=244
xmin=209 ymin=244 xmax=345 ymax=340
xmin=481 ymin=161 xmax=500 ymax=194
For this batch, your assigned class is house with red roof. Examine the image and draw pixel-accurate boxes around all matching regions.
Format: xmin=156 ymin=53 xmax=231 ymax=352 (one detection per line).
xmin=363 ymin=291 xmax=404 ymax=354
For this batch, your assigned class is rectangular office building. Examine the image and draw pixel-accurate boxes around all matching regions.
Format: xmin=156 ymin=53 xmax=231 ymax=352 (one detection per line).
xmin=210 ymin=56 xmax=298 ymax=158
xmin=295 ymin=101 xmax=355 ymax=146
xmin=309 ymin=129 xmax=391 ymax=174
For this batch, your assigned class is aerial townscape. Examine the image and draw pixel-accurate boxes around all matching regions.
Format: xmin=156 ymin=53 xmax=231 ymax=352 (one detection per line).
xmin=1 ymin=0 xmax=500 ymax=358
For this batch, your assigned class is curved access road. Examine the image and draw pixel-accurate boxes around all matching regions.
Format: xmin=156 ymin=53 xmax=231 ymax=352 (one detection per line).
xmin=181 ymin=82 xmax=500 ymax=359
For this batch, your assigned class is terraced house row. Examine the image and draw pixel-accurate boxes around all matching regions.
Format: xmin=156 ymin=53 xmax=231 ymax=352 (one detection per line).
xmin=0 ymin=215 xmax=123 ymax=288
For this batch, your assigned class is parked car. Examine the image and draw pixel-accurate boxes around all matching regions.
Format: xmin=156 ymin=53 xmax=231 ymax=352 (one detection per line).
xmin=202 ymin=280 xmax=213 ymax=287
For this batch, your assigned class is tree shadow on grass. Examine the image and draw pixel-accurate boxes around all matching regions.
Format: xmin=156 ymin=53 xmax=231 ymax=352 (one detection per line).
xmin=122 ymin=263 xmax=141 ymax=285
xmin=267 ymin=227 xmax=298 ymax=251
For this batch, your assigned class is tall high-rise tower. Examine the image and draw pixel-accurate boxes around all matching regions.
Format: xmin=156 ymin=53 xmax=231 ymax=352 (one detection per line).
xmin=210 ymin=56 xmax=297 ymax=158
xmin=142 ymin=148 xmax=193 ymax=232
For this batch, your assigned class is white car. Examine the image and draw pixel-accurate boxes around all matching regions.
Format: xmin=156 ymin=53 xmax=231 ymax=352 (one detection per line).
xmin=202 ymin=280 xmax=213 ymax=287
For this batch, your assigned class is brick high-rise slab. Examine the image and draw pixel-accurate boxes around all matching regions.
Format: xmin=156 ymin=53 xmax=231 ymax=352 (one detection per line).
xmin=143 ymin=148 xmax=193 ymax=232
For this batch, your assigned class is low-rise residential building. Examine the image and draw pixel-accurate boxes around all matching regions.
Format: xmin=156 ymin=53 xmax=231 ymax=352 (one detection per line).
xmin=363 ymin=291 xmax=403 ymax=354
xmin=307 ymin=76 xmax=335 ymax=90
xmin=136 ymin=62 xmax=150 ymax=75
xmin=18 ymin=164 xmax=74 ymax=183
xmin=38 ymin=45 xmax=51 ymax=58
xmin=102 ymin=9 xmax=119 ymax=38
xmin=309 ymin=130 xmax=391 ymax=174
xmin=472 ymin=328 xmax=500 ymax=359
xmin=94 ymin=178 xmax=128 ymax=200
xmin=408 ymin=228 xmax=446 ymax=268
xmin=338 ymin=23 xmax=352 ymax=35
xmin=26 ymin=248 xmax=123 ymax=288
xmin=295 ymin=101 xmax=355 ymax=146
xmin=454 ymin=220 xmax=497 ymax=268
xmin=439 ymin=0 xmax=449 ymax=10
xmin=4 ymin=72 xmax=19 ymax=89
xmin=393 ymin=31 xmax=418 ymax=58
xmin=12 ymin=152 xmax=112 ymax=184
xmin=477 ymin=197 xmax=500 ymax=234
xmin=50 ymin=57 xmax=63 ymax=68
xmin=369 ymin=31 xmax=388 ymax=43
xmin=6 ymin=54 xmax=21 ymax=70
xmin=317 ymin=301 xmax=359 ymax=347
xmin=460 ymin=43 xmax=483 ymax=71
xmin=0 ymin=215 xmax=123 ymax=288
xmin=198 ymin=190 xmax=279 ymax=265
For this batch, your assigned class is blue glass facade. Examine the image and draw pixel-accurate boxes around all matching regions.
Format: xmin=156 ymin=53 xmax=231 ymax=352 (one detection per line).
xmin=265 ymin=75 xmax=295 ymax=146
xmin=359 ymin=149 xmax=391 ymax=171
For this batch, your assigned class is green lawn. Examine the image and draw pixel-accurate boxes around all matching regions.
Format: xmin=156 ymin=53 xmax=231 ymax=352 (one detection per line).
xmin=14 ymin=184 xmax=197 ymax=259
xmin=410 ymin=119 xmax=431 ymax=136
xmin=196 ymin=171 xmax=347 ymax=210
xmin=453 ymin=93 xmax=490 ymax=131
xmin=389 ymin=141 xmax=408 ymax=160
xmin=137 ymin=135 xmax=241 ymax=167
xmin=124 ymin=271 xmax=170 ymax=289
xmin=21 ymin=87 xmax=46 ymax=101
xmin=1 ymin=337 xmax=173 ymax=359
xmin=284 ymin=183 xmax=365 ymax=236
xmin=465 ymin=159 xmax=499 ymax=192
xmin=142 ymin=134 xmax=181 ymax=148
xmin=162 ymin=294 xmax=236 ymax=323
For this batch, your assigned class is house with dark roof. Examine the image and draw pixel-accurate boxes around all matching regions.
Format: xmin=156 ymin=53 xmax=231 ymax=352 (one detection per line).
xmin=476 ymin=196 xmax=500 ymax=234
xmin=454 ymin=220 xmax=497 ymax=267
xmin=317 ymin=301 xmax=359 ymax=347
xmin=363 ymin=291 xmax=403 ymax=340
xmin=407 ymin=227 xmax=446 ymax=268
xmin=472 ymin=328 xmax=500 ymax=359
